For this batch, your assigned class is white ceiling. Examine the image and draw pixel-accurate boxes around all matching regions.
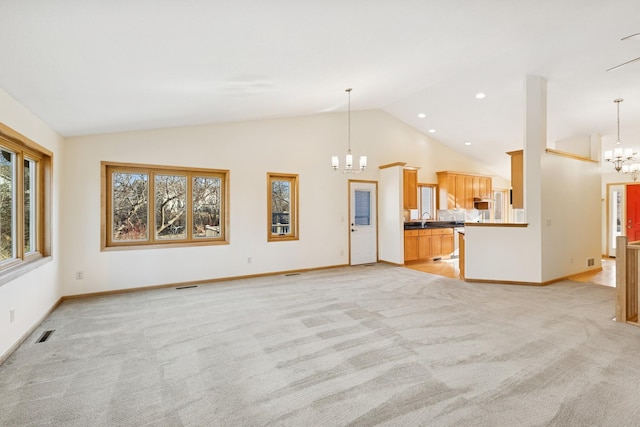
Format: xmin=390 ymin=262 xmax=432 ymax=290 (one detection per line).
xmin=2 ymin=0 xmax=640 ymax=179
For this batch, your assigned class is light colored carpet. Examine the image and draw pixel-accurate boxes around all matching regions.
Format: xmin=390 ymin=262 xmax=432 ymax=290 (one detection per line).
xmin=1 ymin=264 xmax=640 ymax=426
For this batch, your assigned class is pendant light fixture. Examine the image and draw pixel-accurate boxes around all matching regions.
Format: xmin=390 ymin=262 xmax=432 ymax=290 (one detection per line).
xmin=604 ymin=98 xmax=636 ymax=172
xmin=331 ymin=88 xmax=367 ymax=173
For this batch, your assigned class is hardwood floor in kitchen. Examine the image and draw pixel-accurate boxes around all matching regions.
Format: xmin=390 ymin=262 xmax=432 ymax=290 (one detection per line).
xmin=405 ymin=257 xmax=615 ymax=288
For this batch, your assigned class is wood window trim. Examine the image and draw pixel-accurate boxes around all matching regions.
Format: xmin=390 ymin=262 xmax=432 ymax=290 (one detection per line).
xmin=418 ymin=183 xmax=436 ymax=218
xmin=0 ymin=123 xmax=52 ymax=285
xmin=101 ymin=161 xmax=230 ymax=250
xmin=267 ymin=172 xmax=299 ymax=242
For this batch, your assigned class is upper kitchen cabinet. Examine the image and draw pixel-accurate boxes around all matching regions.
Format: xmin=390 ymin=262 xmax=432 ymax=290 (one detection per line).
xmin=436 ymin=171 xmax=492 ymax=210
xmin=403 ymin=168 xmax=418 ymax=209
xmin=507 ymin=150 xmax=523 ymax=209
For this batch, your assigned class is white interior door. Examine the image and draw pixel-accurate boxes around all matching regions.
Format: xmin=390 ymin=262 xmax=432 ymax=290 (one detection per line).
xmin=349 ymin=181 xmax=377 ymax=265
xmin=609 ymin=184 xmax=624 ymax=257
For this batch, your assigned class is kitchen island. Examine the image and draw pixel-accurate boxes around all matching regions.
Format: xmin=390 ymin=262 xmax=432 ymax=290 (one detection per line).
xmin=403 ymin=221 xmax=464 ymax=263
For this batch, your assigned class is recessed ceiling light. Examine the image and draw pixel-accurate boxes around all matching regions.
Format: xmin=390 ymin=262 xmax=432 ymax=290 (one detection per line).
xmin=418 ymin=113 xmax=426 ymax=118
xmin=475 ymin=93 xmax=486 ymax=99
xmin=464 ymin=141 xmax=472 ymax=146
xmin=428 ymin=129 xmax=436 ymax=133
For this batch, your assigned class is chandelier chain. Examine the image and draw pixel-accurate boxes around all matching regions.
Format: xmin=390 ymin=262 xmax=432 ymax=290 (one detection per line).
xmin=330 ymin=87 xmax=366 ymax=173
xmin=615 ymin=98 xmax=623 ymax=143
xmin=347 ymin=88 xmax=352 ymax=153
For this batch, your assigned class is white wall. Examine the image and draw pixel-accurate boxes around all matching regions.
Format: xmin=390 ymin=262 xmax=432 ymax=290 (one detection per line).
xmin=465 ymin=152 xmax=601 ymax=283
xmin=464 ymin=225 xmax=542 ymax=282
xmin=541 ymin=152 xmax=602 ymax=280
xmin=378 ymin=166 xmax=403 ymax=264
xmin=465 ymin=76 xmax=601 ymax=284
xmin=0 ymin=89 xmax=63 ymax=360
xmin=62 ymin=109 xmax=501 ymax=295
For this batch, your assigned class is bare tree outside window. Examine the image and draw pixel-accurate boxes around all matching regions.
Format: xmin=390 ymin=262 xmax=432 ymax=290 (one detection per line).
xmin=155 ymin=174 xmax=186 ymax=240
xmin=271 ymin=180 xmax=290 ymax=234
xmin=104 ymin=163 xmax=228 ymax=248
xmin=24 ymin=158 xmax=36 ymax=253
xmin=0 ymin=125 xmax=50 ymax=275
xmin=112 ymin=172 xmax=149 ymax=241
xmin=193 ymin=176 xmax=221 ymax=238
xmin=267 ymin=173 xmax=298 ymax=241
xmin=0 ymin=149 xmax=15 ymax=261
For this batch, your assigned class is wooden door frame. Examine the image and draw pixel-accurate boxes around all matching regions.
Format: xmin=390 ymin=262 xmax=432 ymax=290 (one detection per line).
xmin=606 ymin=181 xmax=636 ymax=257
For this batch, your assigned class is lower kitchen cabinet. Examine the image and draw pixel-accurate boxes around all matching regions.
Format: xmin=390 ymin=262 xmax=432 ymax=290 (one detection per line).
xmin=404 ymin=230 xmax=420 ymax=261
xmin=404 ymin=228 xmax=454 ymax=262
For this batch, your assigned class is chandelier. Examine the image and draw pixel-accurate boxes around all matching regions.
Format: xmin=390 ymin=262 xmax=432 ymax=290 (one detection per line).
xmin=622 ymin=163 xmax=640 ymax=181
xmin=604 ymin=98 xmax=636 ymax=172
xmin=331 ymin=88 xmax=367 ymax=173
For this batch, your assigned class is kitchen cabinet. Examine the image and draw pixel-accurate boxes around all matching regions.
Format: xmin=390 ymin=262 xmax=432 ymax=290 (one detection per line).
xmin=403 ymin=168 xmax=418 ymax=209
xmin=507 ymin=150 xmax=523 ymax=209
xmin=434 ymin=228 xmax=454 ymax=255
xmin=436 ymin=171 xmax=492 ymax=210
xmin=404 ymin=229 xmax=419 ymax=261
xmin=404 ymin=228 xmax=454 ymax=262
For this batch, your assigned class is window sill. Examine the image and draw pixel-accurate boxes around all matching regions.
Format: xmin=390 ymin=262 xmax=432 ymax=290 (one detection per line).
xmin=0 ymin=256 xmax=53 ymax=287
xmin=102 ymin=239 xmax=230 ymax=251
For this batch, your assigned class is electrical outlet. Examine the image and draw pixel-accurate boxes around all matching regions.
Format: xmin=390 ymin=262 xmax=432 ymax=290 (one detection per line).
xmin=340 ymin=249 xmax=344 ymax=256
xmin=10 ymin=308 xmax=15 ymax=323
xmin=247 ymin=257 xmax=252 ymax=264
xmin=587 ymin=258 xmax=595 ymax=267
xmin=75 ymin=271 xmax=84 ymax=280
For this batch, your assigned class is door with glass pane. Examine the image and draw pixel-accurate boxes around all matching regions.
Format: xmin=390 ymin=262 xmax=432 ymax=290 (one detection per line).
xmin=349 ymin=181 xmax=377 ymax=265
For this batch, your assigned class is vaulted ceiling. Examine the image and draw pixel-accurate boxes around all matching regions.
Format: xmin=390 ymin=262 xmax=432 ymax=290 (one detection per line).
xmin=2 ymin=1 xmax=640 ymax=179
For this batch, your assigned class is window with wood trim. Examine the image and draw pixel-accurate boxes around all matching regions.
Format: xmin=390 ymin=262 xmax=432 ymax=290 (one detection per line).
xmin=0 ymin=124 xmax=51 ymax=273
xmin=267 ymin=172 xmax=298 ymax=241
xmin=103 ymin=162 xmax=229 ymax=248
xmin=409 ymin=184 xmax=436 ymax=220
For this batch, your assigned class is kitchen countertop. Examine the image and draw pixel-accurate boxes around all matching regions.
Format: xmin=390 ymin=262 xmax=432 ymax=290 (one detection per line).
xmin=404 ymin=221 xmax=465 ymax=230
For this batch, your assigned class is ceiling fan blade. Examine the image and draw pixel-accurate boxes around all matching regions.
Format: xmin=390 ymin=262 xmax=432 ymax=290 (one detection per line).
xmin=607 ymin=56 xmax=640 ymax=72
xmin=621 ymin=33 xmax=640 ymax=41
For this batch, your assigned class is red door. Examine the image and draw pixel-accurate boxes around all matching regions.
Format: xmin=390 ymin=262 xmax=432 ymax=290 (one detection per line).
xmin=626 ymin=184 xmax=640 ymax=241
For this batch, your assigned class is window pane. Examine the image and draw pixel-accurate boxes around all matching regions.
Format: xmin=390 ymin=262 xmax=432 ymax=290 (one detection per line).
xmin=354 ymin=190 xmax=371 ymax=226
xmin=494 ymin=191 xmax=503 ymax=223
xmin=0 ymin=149 xmax=15 ymax=261
xmin=420 ymin=186 xmax=433 ymax=220
xmin=24 ymin=158 xmax=36 ymax=253
xmin=192 ymin=176 xmax=221 ymax=238
xmin=112 ymin=172 xmax=149 ymax=241
xmin=155 ymin=174 xmax=186 ymax=240
xmin=271 ymin=179 xmax=291 ymax=236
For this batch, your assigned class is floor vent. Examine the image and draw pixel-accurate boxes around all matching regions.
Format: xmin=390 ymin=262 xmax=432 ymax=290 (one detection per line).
xmin=285 ymin=273 xmax=301 ymax=276
xmin=364 ymin=263 xmax=376 ymax=267
xmin=176 ymin=285 xmax=198 ymax=290
xmin=36 ymin=330 xmax=55 ymax=343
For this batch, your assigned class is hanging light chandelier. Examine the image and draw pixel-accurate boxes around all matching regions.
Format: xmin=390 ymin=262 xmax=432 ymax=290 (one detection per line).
xmin=604 ymin=98 xmax=636 ymax=172
xmin=622 ymin=163 xmax=640 ymax=181
xmin=331 ymin=88 xmax=367 ymax=173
